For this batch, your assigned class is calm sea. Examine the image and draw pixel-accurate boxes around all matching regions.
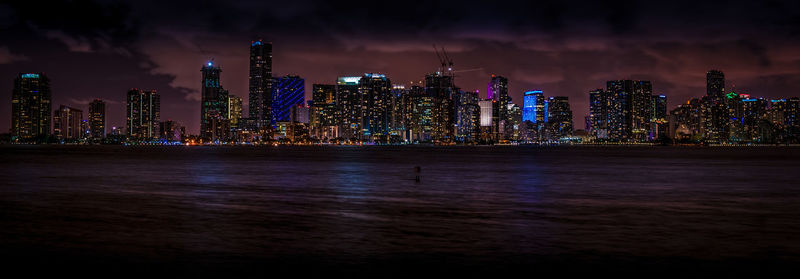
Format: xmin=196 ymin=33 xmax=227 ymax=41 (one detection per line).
xmin=1 ymin=145 xmax=799 ymax=276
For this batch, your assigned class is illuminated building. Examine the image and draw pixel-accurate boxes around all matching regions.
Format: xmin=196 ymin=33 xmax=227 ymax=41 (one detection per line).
xmin=272 ymin=75 xmax=305 ymax=124
xmin=522 ymin=90 xmax=545 ymax=123
xmin=454 ymin=90 xmax=480 ymax=142
xmin=706 ymin=70 xmax=726 ymax=100
xmin=53 ymin=105 xmax=83 ymax=140
xmin=605 ymin=80 xmax=652 ymax=142
xmin=200 ymin=61 xmax=229 ymax=141
xmin=424 ymin=72 xmax=456 ymax=142
xmin=478 ymin=99 xmax=500 ymax=142
xmin=703 ymin=70 xmax=730 ymax=142
xmin=11 ymin=73 xmax=51 ymax=142
xmin=359 ymin=73 xmax=392 ymax=142
xmin=228 ymin=95 xmax=243 ymax=127
xmin=336 ymin=77 xmax=362 ymax=140
xmin=650 ymin=95 xmax=668 ymax=140
xmin=488 ymin=75 xmax=510 ymax=134
xmin=89 ymin=99 xmax=106 ymax=139
xmin=249 ymin=39 xmax=272 ymax=121
xmin=390 ymin=85 xmax=407 ymax=140
xmin=312 ymin=84 xmax=338 ymax=139
xmin=588 ymin=89 xmax=607 ymax=139
xmin=546 ymin=96 xmax=573 ymax=140
xmin=126 ymin=89 xmax=160 ymax=140
xmin=403 ymin=85 xmax=431 ymax=142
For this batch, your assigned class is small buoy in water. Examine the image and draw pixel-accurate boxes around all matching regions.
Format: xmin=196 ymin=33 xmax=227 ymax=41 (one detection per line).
xmin=414 ymin=166 xmax=421 ymax=183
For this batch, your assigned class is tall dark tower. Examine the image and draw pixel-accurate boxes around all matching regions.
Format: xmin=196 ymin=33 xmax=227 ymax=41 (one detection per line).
xmin=201 ymin=60 xmax=229 ymax=141
xmin=249 ymin=40 xmax=272 ymax=122
xmin=11 ymin=73 xmax=51 ymax=142
xmin=89 ymin=99 xmax=106 ymax=139
xmin=706 ymin=70 xmax=725 ymax=100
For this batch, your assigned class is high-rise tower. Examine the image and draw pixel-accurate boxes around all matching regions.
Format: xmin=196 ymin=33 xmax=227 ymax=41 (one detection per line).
xmin=249 ymin=40 xmax=272 ymax=121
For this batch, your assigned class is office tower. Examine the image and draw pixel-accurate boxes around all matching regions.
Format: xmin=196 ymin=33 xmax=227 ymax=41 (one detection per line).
xmin=249 ymin=39 xmax=272 ymax=121
xmin=546 ymin=96 xmax=573 ymax=139
xmin=706 ymin=70 xmax=725 ymax=100
xmin=312 ymin=84 xmax=338 ymax=139
xmin=454 ymin=90 xmax=480 ymax=142
xmin=702 ymin=70 xmax=730 ymax=142
xmin=200 ymin=60 xmax=229 ymax=141
xmin=650 ymin=94 xmax=668 ymax=140
xmin=522 ymin=90 xmax=546 ymax=123
xmin=488 ymin=75 xmax=510 ymax=125
xmin=424 ymin=72 xmax=456 ymax=142
xmin=359 ymin=73 xmax=392 ymax=142
xmin=11 ymin=73 xmax=51 ymax=142
xmin=506 ymin=103 xmax=522 ymax=140
xmin=336 ymin=77 xmax=362 ymax=140
xmin=390 ymin=85 xmax=407 ymax=139
xmin=588 ymin=89 xmax=607 ymax=139
xmin=126 ymin=89 xmax=160 ymax=139
xmin=786 ymin=97 xmax=800 ymax=142
xmin=272 ymin=75 xmax=304 ymax=124
xmin=402 ymin=85 xmax=431 ymax=142
xmin=478 ymin=99 xmax=500 ymax=141
xmin=605 ymin=80 xmax=653 ymax=142
xmin=88 ymin=99 xmax=106 ymax=139
xmin=53 ymin=105 xmax=83 ymax=140
xmin=651 ymin=95 xmax=668 ymax=121
xmin=228 ymin=95 xmax=243 ymax=127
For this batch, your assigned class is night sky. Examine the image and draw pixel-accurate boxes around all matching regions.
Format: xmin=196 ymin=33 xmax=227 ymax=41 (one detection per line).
xmin=2 ymin=0 xmax=800 ymax=134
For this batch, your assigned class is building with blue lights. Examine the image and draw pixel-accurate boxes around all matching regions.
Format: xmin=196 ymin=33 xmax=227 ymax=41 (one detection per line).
xmin=11 ymin=73 xmax=51 ymax=142
xmin=272 ymin=75 xmax=305 ymax=124
xmin=522 ymin=90 xmax=545 ymax=123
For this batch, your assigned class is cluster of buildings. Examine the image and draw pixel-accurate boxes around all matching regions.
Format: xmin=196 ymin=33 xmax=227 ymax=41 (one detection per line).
xmin=585 ymin=70 xmax=800 ymax=144
xmin=8 ymin=39 xmax=799 ymax=145
xmin=667 ymin=70 xmax=800 ymax=144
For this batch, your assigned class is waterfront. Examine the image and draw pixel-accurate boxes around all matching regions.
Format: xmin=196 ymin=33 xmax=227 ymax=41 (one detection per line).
xmin=1 ymin=146 xmax=800 ymax=276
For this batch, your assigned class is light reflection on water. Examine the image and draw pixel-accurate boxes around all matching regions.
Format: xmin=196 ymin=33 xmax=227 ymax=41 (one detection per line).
xmin=1 ymin=145 xmax=800 ymax=275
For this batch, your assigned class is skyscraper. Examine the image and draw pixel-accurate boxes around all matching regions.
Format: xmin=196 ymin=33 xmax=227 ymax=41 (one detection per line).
xmin=605 ymin=80 xmax=653 ymax=142
xmin=89 ymin=99 xmax=106 ymax=139
xmin=11 ymin=73 xmax=51 ymax=142
xmin=522 ymin=90 xmax=545 ymax=123
xmin=249 ymin=39 xmax=272 ymax=121
xmin=359 ymin=73 xmax=392 ymax=142
xmin=53 ymin=105 xmax=83 ymax=140
xmin=650 ymin=95 xmax=668 ymax=140
xmin=126 ymin=89 xmax=160 ymax=139
xmin=200 ymin=60 xmax=229 ymax=141
xmin=272 ymin=75 xmax=305 ymax=124
xmin=454 ymin=90 xmax=480 ymax=142
xmin=488 ymin=75 xmax=510 ymax=128
xmin=546 ymin=96 xmax=573 ymax=139
xmin=588 ymin=89 xmax=607 ymax=139
xmin=312 ymin=84 xmax=338 ymax=139
xmin=424 ymin=72 xmax=456 ymax=142
xmin=228 ymin=95 xmax=243 ymax=127
xmin=336 ymin=77 xmax=362 ymax=140
xmin=706 ymin=70 xmax=725 ymax=100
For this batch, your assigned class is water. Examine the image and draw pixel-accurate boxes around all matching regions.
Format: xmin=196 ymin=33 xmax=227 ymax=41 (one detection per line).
xmin=1 ymin=145 xmax=800 ymax=276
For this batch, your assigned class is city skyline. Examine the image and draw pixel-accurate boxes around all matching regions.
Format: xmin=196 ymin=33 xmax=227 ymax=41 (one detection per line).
xmin=3 ymin=1 xmax=800 ymax=134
